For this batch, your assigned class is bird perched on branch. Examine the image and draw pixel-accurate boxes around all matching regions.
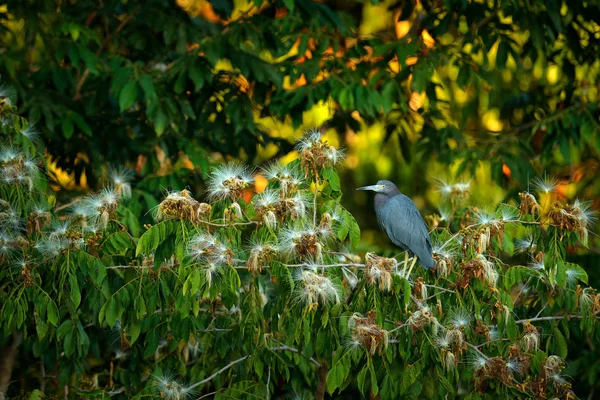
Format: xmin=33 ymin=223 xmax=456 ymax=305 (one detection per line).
xmin=357 ymin=180 xmax=434 ymax=278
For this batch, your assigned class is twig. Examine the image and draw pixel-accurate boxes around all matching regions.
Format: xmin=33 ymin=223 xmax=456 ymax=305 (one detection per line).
xmin=514 ymin=314 xmax=584 ymax=324
xmin=266 ymin=366 xmax=271 ymax=400
xmin=423 ymin=284 xmax=454 ymax=294
xmin=54 ymin=198 xmax=81 ymax=212
xmin=269 ymin=343 xmax=321 ymax=367
xmin=188 ymin=345 xmax=321 ymax=390
xmin=466 ymin=342 xmax=490 ymax=360
xmin=188 ymin=355 xmax=251 ymax=390
xmin=108 ymin=387 xmax=126 ymax=396
xmin=233 ymin=262 xmax=365 ymax=270
xmin=199 ymin=220 xmax=258 ymax=228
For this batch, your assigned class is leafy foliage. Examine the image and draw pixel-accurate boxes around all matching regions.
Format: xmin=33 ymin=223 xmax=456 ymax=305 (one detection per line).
xmin=2 ymin=0 xmax=599 ymax=188
xmin=1 ymin=99 xmax=599 ymax=399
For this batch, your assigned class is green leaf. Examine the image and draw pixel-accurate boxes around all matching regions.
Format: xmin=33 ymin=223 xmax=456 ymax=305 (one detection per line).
xmin=69 ymin=274 xmax=81 ymax=308
xmin=338 ymin=86 xmax=354 ymax=110
xmin=143 ymin=330 xmax=159 ymax=358
xmin=552 ymin=327 xmax=568 ymax=358
xmin=154 ymin=109 xmax=168 ymax=136
xmin=119 ymin=80 xmax=138 ymax=111
xmin=128 ymin=320 xmax=142 ymax=345
xmin=61 ymin=117 xmax=74 ymax=139
xmin=337 ymin=211 xmax=352 ymax=241
xmin=272 ymin=262 xmax=294 ymax=292
xmin=322 ymin=166 xmax=341 ymax=191
xmin=496 ymin=41 xmax=509 ymax=69
xmin=136 ymin=221 xmax=175 ymax=257
xmin=106 ymin=297 xmax=119 ymax=328
xmin=47 ymin=300 xmax=59 ymax=327
xmin=411 ymin=60 xmax=434 ymax=93
xmin=134 ymin=296 xmax=147 ymax=319
xmin=369 ymin=361 xmax=379 ymax=396
xmin=326 ymin=359 xmax=347 ymax=394
xmin=189 ymin=67 xmax=205 ymax=92
xmin=139 ymin=73 xmax=157 ymax=103
xmin=348 ymin=216 xmax=361 ymax=249
xmin=28 ymin=389 xmax=45 ymax=400
xmin=357 ymin=364 xmax=369 ymax=395
xmin=102 ymin=231 xmax=133 ymax=256
xmin=283 ymin=0 xmax=294 ymax=12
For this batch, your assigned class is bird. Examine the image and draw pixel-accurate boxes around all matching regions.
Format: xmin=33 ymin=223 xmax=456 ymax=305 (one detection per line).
xmin=357 ymin=180 xmax=434 ymax=278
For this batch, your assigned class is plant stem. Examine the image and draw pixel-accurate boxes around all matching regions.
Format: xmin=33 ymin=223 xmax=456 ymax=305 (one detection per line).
xmin=315 ymin=360 xmax=328 ymax=400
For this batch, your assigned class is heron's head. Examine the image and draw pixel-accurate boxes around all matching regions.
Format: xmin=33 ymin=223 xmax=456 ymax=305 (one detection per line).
xmin=356 ymin=180 xmax=399 ymax=196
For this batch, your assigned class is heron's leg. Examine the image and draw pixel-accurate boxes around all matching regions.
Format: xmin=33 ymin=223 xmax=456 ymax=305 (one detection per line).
xmin=405 ymin=256 xmax=417 ymax=279
xmin=401 ymin=252 xmax=409 ymax=276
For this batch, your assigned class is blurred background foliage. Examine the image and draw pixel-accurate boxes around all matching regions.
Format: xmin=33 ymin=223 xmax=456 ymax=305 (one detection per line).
xmin=1 ymin=0 xmax=600 ymax=395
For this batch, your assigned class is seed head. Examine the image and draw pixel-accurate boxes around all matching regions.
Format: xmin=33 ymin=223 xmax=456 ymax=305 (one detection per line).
xmin=21 ymin=125 xmax=39 ymax=141
xmin=434 ymin=331 xmax=453 ymax=349
xmin=566 ymin=268 xmax=585 ymax=285
xmin=254 ymin=188 xmax=279 ymax=209
xmin=497 ymin=205 xmax=520 ymax=221
xmin=108 ymin=167 xmax=134 ymax=199
xmin=261 ymin=162 xmax=304 ymax=195
xmin=187 ymin=234 xmax=232 ymax=267
xmin=49 ymin=219 xmax=70 ymax=239
xmin=520 ymin=322 xmax=539 ymax=352
xmin=154 ymin=189 xmax=209 ymax=225
xmin=294 ymin=270 xmax=340 ymax=309
xmin=447 ymin=308 xmax=472 ymax=329
xmin=152 ymin=374 xmax=195 ymax=400
xmin=348 ymin=311 xmax=389 ymax=356
xmin=279 ymin=226 xmax=323 ymax=260
xmin=470 ymin=354 xmax=489 ymax=372
xmin=206 ymin=162 xmax=254 ymax=201
xmin=296 ymin=128 xmax=344 ymax=173
xmin=436 ymin=179 xmax=471 ymax=199
xmin=341 ymin=266 xmax=358 ymax=289
xmin=506 ymin=359 xmax=523 ymax=375
xmin=247 ymin=239 xmax=277 ymax=273
xmin=364 ymin=252 xmax=397 ymax=291
xmin=407 ymin=306 xmax=437 ymax=331
xmin=531 ymin=173 xmax=557 ymax=194
xmin=0 ymin=83 xmax=16 ymax=106
xmin=515 ymin=232 xmax=536 ymax=253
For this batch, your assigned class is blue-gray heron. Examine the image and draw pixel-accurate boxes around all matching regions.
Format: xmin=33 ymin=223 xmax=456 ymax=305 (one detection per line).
xmin=357 ymin=180 xmax=434 ymax=277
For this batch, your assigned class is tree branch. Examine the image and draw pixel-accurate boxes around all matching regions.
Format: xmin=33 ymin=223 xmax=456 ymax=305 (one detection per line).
xmin=188 ymin=345 xmax=320 ymax=390
xmin=73 ymin=9 xmax=140 ymax=100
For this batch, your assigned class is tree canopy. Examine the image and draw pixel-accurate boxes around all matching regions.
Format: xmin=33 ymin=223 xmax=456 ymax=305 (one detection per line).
xmin=2 ymin=0 xmax=599 ymax=187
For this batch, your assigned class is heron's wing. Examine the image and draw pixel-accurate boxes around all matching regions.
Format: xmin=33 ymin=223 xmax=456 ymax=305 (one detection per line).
xmin=379 ymin=195 xmax=434 ymax=269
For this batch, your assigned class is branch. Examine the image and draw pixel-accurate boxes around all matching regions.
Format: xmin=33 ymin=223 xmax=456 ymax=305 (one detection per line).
xmin=188 ymin=355 xmax=251 ymax=390
xmin=54 ymin=198 xmax=81 ymax=212
xmin=188 ymin=345 xmax=320 ymax=390
xmin=232 ymin=262 xmax=365 ymax=270
xmin=199 ymin=220 xmax=258 ymax=228
xmin=514 ymin=314 xmax=584 ymax=324
xmin=73 ymin=9 xmax=140 ymax=100
xmin=269 ymin=344 xmax=321 ymax=367
xmin=466 ymin=342 xmax=490 ymax=361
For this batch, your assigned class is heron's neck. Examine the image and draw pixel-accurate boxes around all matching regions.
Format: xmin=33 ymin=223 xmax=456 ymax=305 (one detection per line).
xmin=374 ymin=193 xmax=389 ymax=209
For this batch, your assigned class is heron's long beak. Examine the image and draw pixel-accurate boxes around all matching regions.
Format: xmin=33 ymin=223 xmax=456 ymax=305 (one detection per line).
xmin=356 ymin=185 xmax=383 ymax=192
